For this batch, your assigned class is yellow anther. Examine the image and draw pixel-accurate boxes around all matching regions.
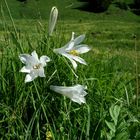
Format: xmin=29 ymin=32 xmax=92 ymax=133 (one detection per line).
xmin=69 ymin=50 xmax=79 ymax=56
xmin=33 ymin=63 xmax=41 ymax=69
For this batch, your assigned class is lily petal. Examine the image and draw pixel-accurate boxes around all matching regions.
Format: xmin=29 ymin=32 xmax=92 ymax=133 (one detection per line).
xmin=70 ymin=55 xmax=87 ymax=65
xmin=50 ymin=85 xmax=75 ymax=98
xmin=38 ymin=68 xmax=45 ymax=77
xmin=25 ymin=72 xmax=37 ymax=83
xmin=82 ymin=91 xmax=88 ymax=96
xmin=55 ymin=40 xmax=74 ymax=53
xmin=68 ymin=58 xmax=77 ymax=70
xmin=19 ymin=54 xmax=30 ymax=64
xmin=65 ymin=41 xmax=75 ymax=51
xmin=74 ymin=34 xmax=85 ymax=45
xmin=20 ymin=66 xmax=31 ymax=73
xmin=62 ymin=53 xmax=78 ymax=69
xmin=53 ymin=47 xmax=65 ymax=54
xmin=72 ymin=84 xmax=87 ymax=92
xmin=40 ymin=56 xmax=51 ymax=66
xmin=72 ymin=96 xmax=86 ymax=104
xmin=75 ymin=45 xmax=91 ymax=54
xmin=31 ymin=51 xmax=39 ymax=61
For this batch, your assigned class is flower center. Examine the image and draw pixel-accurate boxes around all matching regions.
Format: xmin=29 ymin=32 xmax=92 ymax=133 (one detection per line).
xmin=33 ymin=63 xmax=42 ymax=69
xmin=69 ymin=50 xmax=79 ymax=56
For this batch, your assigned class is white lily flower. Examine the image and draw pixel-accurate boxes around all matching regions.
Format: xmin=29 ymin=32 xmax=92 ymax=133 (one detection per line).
xmin=19 ymin=51 xmax=51 ymax=83
xmin=48 ymin=6 xmax=58 ymax=36
xmin=50 ymin=84 xmax=88 ymax=104
xmin=53 ymin=32 xmax=90 ymax=69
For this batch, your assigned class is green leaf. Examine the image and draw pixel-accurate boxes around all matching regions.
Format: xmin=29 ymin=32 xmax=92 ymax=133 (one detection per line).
xmin=117 ymin=121 xmax=127 ymax=132
xmin=105 ymin=120 xmax=116 ymax=133
xmin=106 ymin=132 xmax=113 ymax=140
xmin=109 ymin=105 xmax=116 ymax=124
xmin=115 ymin=132 xmax=129 ymax=140
xmin=109 ymin=105 xmax=121 ymax=126
xmin=114 ymin=105 xmax=121 ymax=120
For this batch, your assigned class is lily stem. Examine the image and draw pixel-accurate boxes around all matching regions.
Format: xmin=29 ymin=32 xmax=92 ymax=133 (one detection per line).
xmin=33 ymin=81 xmax=54 ymax=138
xmin=134 ymin=36 xmax=139 ymax=108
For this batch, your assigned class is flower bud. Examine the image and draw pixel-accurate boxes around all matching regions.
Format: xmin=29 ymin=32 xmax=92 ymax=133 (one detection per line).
xmin=48 ymin=6 xmax=58 ymax=36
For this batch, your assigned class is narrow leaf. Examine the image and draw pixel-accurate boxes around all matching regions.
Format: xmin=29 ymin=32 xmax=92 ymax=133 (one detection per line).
xmin=105 ymin=120 xmax=116 ymax=133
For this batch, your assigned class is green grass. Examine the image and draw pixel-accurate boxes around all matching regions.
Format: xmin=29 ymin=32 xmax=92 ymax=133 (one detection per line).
xmin=0 ymin=0 xmax=140 ymax=21
xmin=0 ymin=0 xmax=140 ymax=139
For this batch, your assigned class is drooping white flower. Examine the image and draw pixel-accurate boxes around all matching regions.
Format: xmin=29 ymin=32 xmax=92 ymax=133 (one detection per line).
xmin=19 ymin=51 xmax=50 ymax=83
xmin=53 ymin=32 xmax=90 ymax=69
xmin=50 ymin=84 xmax=88 ymax=104
xmin=48 ymin=6 xmax=58 ymax=36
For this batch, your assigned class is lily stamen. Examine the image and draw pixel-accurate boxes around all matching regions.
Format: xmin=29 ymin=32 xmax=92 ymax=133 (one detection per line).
xmin=69 ymin=50 xmax=79 ymax=56
xmin=33 ymin=63 xmax=42 ymax=69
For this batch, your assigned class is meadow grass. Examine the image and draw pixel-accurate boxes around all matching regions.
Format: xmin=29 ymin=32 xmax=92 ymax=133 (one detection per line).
xmin=0 ymin=0 xmax=140 ymax=139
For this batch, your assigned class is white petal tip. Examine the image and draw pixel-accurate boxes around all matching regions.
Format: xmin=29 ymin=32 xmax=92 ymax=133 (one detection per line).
xmin=24 ymin=74 xmax=34 ymax=83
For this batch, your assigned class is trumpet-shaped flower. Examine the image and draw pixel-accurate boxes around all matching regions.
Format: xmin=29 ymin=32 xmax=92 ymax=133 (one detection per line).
xmin=48 ymin=6 xmax=58 ymax=36
xmin=19 ymin=51 xmax=50 ymax=83
xmin=50 ymin=84 xmax=88 ymax=104
xmin=53 ymin=32 xmax=90 ymax=69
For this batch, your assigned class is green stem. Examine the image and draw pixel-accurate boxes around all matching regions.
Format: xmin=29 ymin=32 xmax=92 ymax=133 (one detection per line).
xmin=86 ymin=104 xmax=90 ymax=140
xmin=4 ymin=0 xmax=23 ymax=53
xmin=33 ymin=81 xmax=54 ymax=139
xmin=134 ymin=36 xmax=139 ymax=108
xmin=33 ymin=81 xmax=47 ymax=118
xmin=4 ymin=0 xmax=18 ymax=36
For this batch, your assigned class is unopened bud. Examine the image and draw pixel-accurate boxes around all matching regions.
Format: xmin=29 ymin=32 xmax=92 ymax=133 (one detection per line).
xmin=48 ymin=6 xmax=58 ymax=36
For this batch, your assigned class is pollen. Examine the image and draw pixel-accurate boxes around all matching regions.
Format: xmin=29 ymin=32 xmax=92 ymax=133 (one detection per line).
xmin=69 ymin=50 xmax=79 ymax=56
xmin=33 ymin=63 xmax=42 ymax=69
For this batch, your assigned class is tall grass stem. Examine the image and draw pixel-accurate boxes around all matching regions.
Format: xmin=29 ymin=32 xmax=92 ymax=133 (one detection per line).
xmin=134 ymin=36 xmax=139 ymax=108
